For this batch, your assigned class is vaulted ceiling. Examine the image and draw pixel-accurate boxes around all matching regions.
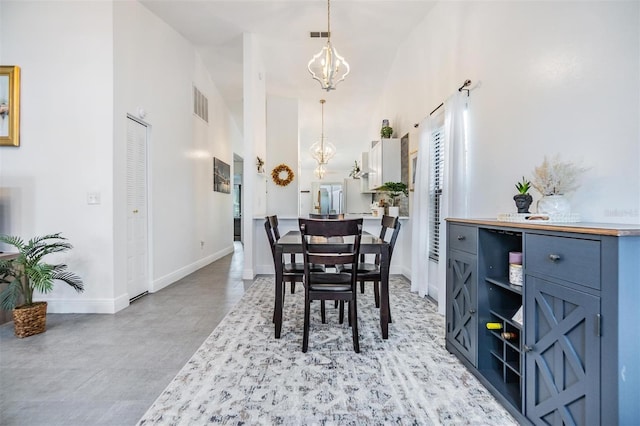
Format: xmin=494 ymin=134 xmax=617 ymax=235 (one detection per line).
xmin=140 ymin=0 xmax=436 ymax=170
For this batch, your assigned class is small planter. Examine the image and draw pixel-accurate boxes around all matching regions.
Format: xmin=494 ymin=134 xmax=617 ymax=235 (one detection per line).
xmin=537 ymin=194 xmax=571 ymax=215
xmin=387 ymin=206 xmax=400 ymax=217
xmin=13 ymin=302 xmax=48 ymax=338
xmin=513 ymin=193 xmax=533 ymax=214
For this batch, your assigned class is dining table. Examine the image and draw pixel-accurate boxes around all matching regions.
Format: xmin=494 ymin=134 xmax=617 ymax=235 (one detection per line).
xmin=273 ymin=230 xmax=392 ymax=339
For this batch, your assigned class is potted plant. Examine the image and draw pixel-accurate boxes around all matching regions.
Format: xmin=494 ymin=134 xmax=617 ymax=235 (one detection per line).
xmin=0 ymin=233 xmax=84 ymax=338
xmin=531 ymin=154 xmax=587 ymax=215
xmin=348 ymin=160 xmax=361 ymax=178
xmin=513 ymin=176 xmax=533 ymax=213
xmin=256 ymin=156 xmax=265 ymax=174
xmin=375 ymin=181 xmax=408 ymax=216
xmin=381 ymin=125 xmax=393 ymax=139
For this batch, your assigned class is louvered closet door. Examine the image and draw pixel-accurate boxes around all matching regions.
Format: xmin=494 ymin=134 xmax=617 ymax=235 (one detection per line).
xmin=126 ymin=117 xmax=149 ymax=300
xmin=525 ymin=276 xmax=600 ymax=425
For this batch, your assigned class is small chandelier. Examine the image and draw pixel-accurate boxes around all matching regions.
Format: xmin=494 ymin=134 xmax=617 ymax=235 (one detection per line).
xmin=309 ymin=99 xmax=336 ymax=177
xmin=314 ymin=163 xmax=327 ymax=180
xmin=307 ymin=0 xmax=350 ymax=91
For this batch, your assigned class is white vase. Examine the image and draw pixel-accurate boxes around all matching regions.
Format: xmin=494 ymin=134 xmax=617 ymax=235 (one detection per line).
xmin=537 ymin=194 xmax=571 ymax=215
xmin=387 ymin=206 xmax=400 ymax=217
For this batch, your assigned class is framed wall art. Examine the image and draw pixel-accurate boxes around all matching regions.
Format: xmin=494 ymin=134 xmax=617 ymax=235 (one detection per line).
xmin=213 ymin=157 xmax=231 ymax=194
xmin=409 ymin=150 xmax=418 ymax=191
xmin=0 ymin=66 xmax=21 ymax=147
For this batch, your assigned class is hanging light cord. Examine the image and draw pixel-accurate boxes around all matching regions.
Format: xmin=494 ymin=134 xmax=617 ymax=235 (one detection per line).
xmin=327 ymin=0 xmax=331 ymax=42
xmin=320 ymin=99 xmax=325 ymax=161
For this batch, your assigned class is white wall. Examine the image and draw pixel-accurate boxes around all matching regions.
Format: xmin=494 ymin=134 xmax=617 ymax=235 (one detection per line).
xmin=113 ymin=1 xmax=241 ymax=297
xmin=0 ymin=0 xmax=240 ymax=313
xmin=266 ymin=96 xmax=298 ymax=217
xmin=242 ymin=32 xmax=267 ymax=280
xmin=378 ymin=1 xmax=640 ymax=222
xmin=374 ymin=1 xmax=640 ymax=306
xmin=0 ymin=1 xmax=115 ymax=312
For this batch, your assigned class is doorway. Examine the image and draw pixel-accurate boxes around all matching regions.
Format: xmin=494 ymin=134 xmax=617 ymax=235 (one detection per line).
xmin=233 ymin=154 xmax=243 ymax=243
xmin=126 ymin=116 xmax=149 ymax=301
xmin=311 ymin=182 xmax=343 ymax=215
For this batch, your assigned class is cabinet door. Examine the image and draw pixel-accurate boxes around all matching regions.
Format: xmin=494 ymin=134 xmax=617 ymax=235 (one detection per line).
xmin=447 ymin=250 xmax=477 ymax=366
xmin=368 ymin=141 xmax=381 ymax=190
xmin=525 ymin=276 xmax=600 ymax=426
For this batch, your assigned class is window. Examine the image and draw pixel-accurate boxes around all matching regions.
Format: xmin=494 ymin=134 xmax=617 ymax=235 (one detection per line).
xmin=429 ymin=125 xmax=444 ymax=262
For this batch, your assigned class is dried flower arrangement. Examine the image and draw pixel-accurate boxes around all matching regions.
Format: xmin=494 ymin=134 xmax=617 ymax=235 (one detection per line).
xmin=531 ymin=155 xmax=587 ymax=196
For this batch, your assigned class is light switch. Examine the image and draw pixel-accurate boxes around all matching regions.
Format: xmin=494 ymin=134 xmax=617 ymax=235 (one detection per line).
xmin=87 ymin=192 xmax=101 ymax=205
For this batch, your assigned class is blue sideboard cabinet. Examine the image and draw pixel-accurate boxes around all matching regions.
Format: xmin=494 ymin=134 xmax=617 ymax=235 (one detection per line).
xmin=445 ymin=218 xmax=640 ymax=425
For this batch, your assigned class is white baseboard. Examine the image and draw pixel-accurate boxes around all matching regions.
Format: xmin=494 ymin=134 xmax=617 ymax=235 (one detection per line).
xmin=151 ymin=245 xmax=234 ymax=293
xmin=242 ymin=268 xmax=255 ymax=280
xmin=42 ymin=245 xmax=235 ymax=314
xmin=43 ymin=295 xmax=125 ymax=314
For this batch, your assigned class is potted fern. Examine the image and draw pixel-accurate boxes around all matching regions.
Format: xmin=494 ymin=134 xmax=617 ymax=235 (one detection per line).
xmin=0 ymin=233 xmax=84 ymax=338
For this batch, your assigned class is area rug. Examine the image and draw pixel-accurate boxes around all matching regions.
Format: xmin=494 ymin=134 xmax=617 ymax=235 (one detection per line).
xmin=137 ymin=276 xmax=517 ymax=425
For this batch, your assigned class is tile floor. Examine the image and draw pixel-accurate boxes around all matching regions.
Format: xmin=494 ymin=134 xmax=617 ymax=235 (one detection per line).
xmin=0 ymin=242 xmax=251 ymax=426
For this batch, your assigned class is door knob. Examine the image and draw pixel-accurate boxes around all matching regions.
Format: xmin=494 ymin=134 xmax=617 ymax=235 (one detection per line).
xmin=548 ymin=254 xmax=561 ymax=262
xmin=523 ymin=344 xmax=534 ymax=352
xmin=457 ymin=235 xmax=466 ymax=241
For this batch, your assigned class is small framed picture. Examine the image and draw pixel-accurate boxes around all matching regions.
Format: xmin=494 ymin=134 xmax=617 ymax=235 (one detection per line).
xmin=409 ymin=150 xmax=418 ymax=191
xmin=213 ymin=157 xmax=231 ymax=193
xmin=0 ymin=65 xmax=21 ymax=147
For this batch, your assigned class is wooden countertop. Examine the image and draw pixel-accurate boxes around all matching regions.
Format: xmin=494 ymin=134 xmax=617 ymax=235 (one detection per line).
xmin=446 ymin=218 xmax=640 ymax=237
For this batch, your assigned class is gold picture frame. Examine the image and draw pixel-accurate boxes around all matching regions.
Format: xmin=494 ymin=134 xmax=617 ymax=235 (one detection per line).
xmin=0 ymin=65 xmax=21 ymax=147
xmin=409 ymin=150 xmax=418 ymax=191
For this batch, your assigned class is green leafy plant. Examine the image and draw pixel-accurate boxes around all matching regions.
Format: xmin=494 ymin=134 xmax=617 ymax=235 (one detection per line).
xmin=381 ymin=126 xmax=393 ymax=138
xmin=375 ymin=182 xmax=408 ymax=206
xmin=515 ymin=177 xmax=531 ymax=194
xmin=0 ymin=233 xmax=84 ymax=310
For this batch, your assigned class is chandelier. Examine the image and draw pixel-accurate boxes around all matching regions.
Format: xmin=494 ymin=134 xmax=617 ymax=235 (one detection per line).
xmin=309 ymin=100 xmax=336 ymax=179
xmin=307 ymin=0 xmax=350 ymax=91
xmin=314 ymin=163 xmax=326 ymax=180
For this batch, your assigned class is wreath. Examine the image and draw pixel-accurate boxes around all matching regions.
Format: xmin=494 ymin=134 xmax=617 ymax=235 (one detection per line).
xmin=271 ymin=163 xmax=295 ymax=187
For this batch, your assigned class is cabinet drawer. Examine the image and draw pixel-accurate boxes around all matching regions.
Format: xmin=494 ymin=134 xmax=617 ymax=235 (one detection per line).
xmin=525 ymin=234 xmax=600 ymax=290
xmin=448 ymin=224 xmax=477 ymax=254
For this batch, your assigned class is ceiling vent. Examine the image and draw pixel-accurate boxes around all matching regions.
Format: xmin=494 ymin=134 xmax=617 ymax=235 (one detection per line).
xmin=309 ymin=31 xmax=330 ymax=38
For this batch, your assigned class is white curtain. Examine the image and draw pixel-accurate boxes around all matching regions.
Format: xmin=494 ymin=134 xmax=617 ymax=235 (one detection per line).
xmin=411 ymin=90 xmax=469 ymax=309
xmin=410 ymin=115 xmax=433 ymax=297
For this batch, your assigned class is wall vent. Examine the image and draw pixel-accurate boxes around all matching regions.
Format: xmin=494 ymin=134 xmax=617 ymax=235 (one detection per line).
xmin=309 ymin=31 xmax=330 ymax=38
xmin=193 ymin=85 xmax=209 ymax=123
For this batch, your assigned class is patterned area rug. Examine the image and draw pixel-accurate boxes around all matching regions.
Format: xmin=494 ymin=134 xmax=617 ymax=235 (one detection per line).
xmin=137 ymin=276 xmax=517 ymax=425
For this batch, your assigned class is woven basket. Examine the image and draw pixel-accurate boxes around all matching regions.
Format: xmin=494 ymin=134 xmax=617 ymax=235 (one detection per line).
xmin=13 ymin=302 xmax=48 ymax=338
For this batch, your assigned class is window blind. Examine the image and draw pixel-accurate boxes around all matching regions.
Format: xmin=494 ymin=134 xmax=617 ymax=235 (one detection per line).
xmin=429 ymin=126 xmax=444 ymax=262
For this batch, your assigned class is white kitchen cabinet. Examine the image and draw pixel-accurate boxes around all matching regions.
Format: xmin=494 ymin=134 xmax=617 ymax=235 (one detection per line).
xmin=368 ymin=138 xmax=401 ymax=190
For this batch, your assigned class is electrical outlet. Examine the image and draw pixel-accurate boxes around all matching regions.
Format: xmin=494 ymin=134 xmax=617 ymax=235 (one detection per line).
xmin=87 ymin=192 xmax=101 ymax=205
xmin=200 ymin=241 xmax=205 ymax=249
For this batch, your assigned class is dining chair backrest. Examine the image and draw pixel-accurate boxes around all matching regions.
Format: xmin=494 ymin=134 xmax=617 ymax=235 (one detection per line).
xmin=309 ymin=213 xmax=344 ymax=219
xmin=379 ymin=215 xmax=402 ymax=260
xmin=264 ymin=216 xmax=277 ymax=260
xmin=298 ymin=218 xmax=363 ymax=272
xmin=267 ymin=215 xmax=281 ymax=240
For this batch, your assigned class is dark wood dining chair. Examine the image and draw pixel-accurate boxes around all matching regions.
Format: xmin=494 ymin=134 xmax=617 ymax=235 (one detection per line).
xmin=266 ymin=215 xmax=298 ymax=294
xmin=338 ymin=215 xmax=401 ymax=321
xmin=299 ymin=218 xmax=363 ymax=353
xmin=264 ymin=216 xmax=326 ymax=322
